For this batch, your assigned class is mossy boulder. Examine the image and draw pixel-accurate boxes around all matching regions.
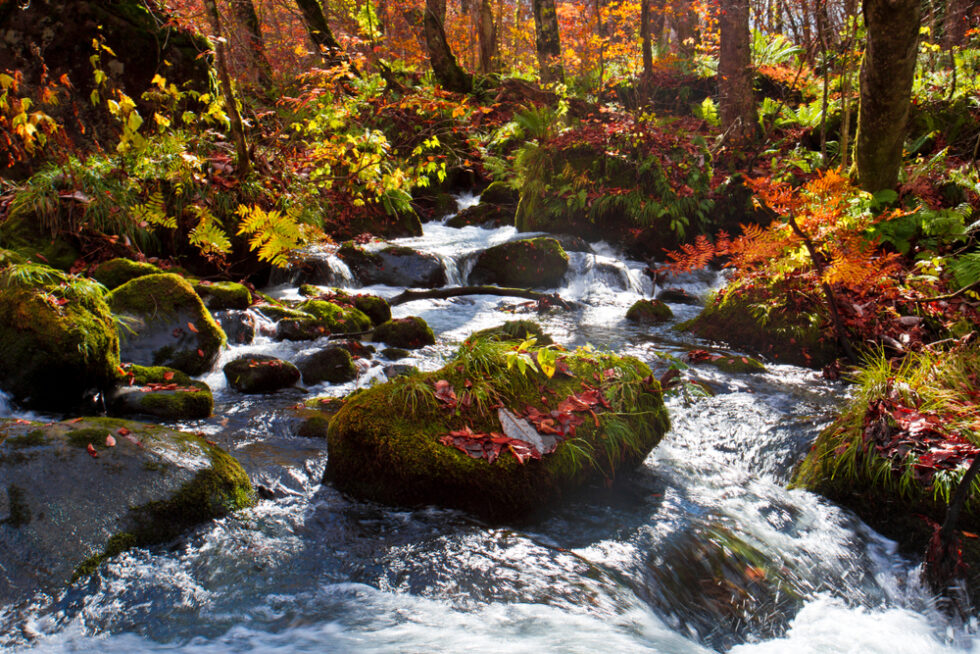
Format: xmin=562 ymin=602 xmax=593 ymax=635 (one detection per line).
xmin=626 ymin=299 xmax=674 ymax=324
xmin=467 ymin=237 xmax=569 ymax=289
xmin=705 ymin=355 xmax=766 ymax=374
xmin=480 ymin=181 xmax=519 ymax=206
xmin=0 ymin=264 xmax=119 ymax=410
xmin=656 ymin=288 xmax=701 ymax=305
xmin=373 ymin=316 xmax=436 ymax=349
xmin=0 ymin=416 xmax=252 ymax=599
xmin=470 ymin=320 xmax=554 ymax=345
xmin=678 ymin=280 xmax=838 ymax=368
xmin=108 ymin=273 xmax=226 ymax=375
xmin=338 ymin=242 xmax=447 ymax=289
xmin=353 ymin=294 xmax=391 ymax=326
xmin=298 ymin=346 xmax=358 ymax=385
xmin=290 ymin=396 xmax=346 ymax=439
xmin=446 ymin=202 xmax=514 ymax=229
xmin=271 ymin=299 xmax=373 ymax=341
xmin=326 ymin=342 xmax=669 ymax=521
xmin=223 ymin=354 xmax=300 ymax=394
xmin=193 ymin=280 xmax=252 ymax=311
xmin=91 ymin=258 xmax=163 ymax=290
xmin=108 ymin=364 xmax=213 ymax=421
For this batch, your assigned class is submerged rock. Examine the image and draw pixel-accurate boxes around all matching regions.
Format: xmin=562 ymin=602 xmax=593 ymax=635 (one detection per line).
xmin=224 ymin=354 xmax=301 ymax=394
xmin=326 ymin=342 xmax=669 ymax=521
xmin=372 ymin=316 xmax=436 ymax=349
xmin=446 ymin=202 xmax=514 ymax=228
xmin=213 ymin=309 xmax=256 ymax=345
xmin=469 ymin=320 xmax=554 ymax=345
xmin=468 ymin=237 xmax=569 ymax=289
xmin=705 ymin=355 xmax=766 ymax=374
xmin=0 ymin=264 xmax=119 ymax=410
xmin=108 ymin=273 xmax=226 ymax=375
xmin=193 ymin=280 xmax=252 ymax=311
xmin=0 ymin=417 xmax=253 ymax=598
xmin=626 ymin=299 xmax=674 ymax=324
xmin=108 ymin=364 xmax=213 ymax=420
xmin=656 ymin=288 xmax=701 ymax=305
xmin=91 ymin=258 xmax=163 ymax=290
xmin=338 ymin=242 xmax=447 ymax=289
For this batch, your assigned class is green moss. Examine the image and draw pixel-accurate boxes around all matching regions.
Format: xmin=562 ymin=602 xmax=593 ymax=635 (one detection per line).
xmin=681 ymin=280 xmax=837 ymax=368
xmin=353 ymin=295 xmax=391 ymax=326
xmin=0 ymin=264 xmax=120 ymax=409
xmin=296 ymin=414 xmax=331 ymax=439
xmin=706 ymin=355 xmax=767 ymax=374
xmin=193 ymin=280 xmax=252 ymax=311
xmin=469 ymin=320 xmax=554 ymax=345
xmin=91 ymin=258 xmax=163 ymax=290
xmin=66 ymin=428 xmax=112 ymax=448
xmin=626 ymin=299 xmax=674 ymax=324
xmin=298 ymin=284 xmax=321 ymax=297
xmin=373 ymin=316 xmax=436 ymax=349
xmin=224 ymin=355 xmax=301 ymax=393
xmin=255 ymin=304 xmax=308 ymax=322
xmin=7 ymin=430 xmax=47 ymax=447
xmin=468 ymin=237 xmax=569 ymax=288
xmin=297 ymin=299 xmax=372 ymax=334
xmin=480 ymin=181 xmax=519 ymax=206
xmin=327 ymin=342 xmax=669 ymax=521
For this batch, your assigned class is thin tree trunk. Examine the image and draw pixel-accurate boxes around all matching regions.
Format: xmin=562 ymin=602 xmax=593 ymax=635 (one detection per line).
xmin=202 ymin=0 xmax=250 ymax=177
xmin=232 ymin=0 xmax=273 ymax=86
xmin=532 ymin=0 xmax=564 ymax=84
xmin=854 ymin=0 xmax=921 ymax=192
xmin=640 ymin=0 xmax=653 ymax=80
xmin=294 ymin=0 xmax=344 ymax=65
xmin=946 ymin=0 xmax=972 ymax=47
xmin=718 ymin=0 xmax=758 ymax=146
xmin=478 ymin=0 xmax=496 ymax=73
xmin=424 ymin=0 xmax=473 ymax=92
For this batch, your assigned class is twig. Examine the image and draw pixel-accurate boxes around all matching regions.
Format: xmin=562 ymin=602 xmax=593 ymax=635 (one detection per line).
xmin=907 ymin=281 xmax=980 ymax=304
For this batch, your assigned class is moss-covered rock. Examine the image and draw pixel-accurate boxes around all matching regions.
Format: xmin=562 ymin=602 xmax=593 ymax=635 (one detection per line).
xmin=373 ymin=316 xmax=436 ymax=349
xmin=467 ymin=237 xmax=569 ymax=289
xmin=91 ymin=258 xmax=163 ymax=290
xmin=704 ymin=354 xmax=767 ymax=374
xmin=353 ymin=294 xmax=391 ymax=326
xmin=108 ymin=273 xmax=226 ymax=375
xmin=480 ymin=181 xmax=519 ymax=206
xmin=269 ymin=299 xmax=375 ymax=342
xmin=445 ymin=202 xmax=514 ymax=228
xmin=0 ymin=264 xmax=119 ymax=410
xmin=470 ymin=320 xmax=554 ymax=345
xmin=626 ymin=299 xmax=674 ymax=324
xmin=326 ymin=342 xmax=669 ymax=521
xmin=678 ymin=280 xmax=838 ymax=368
xmin=290 ymin=396 xmax=346 ymax=439
xmin=0 ymin=416 xmax=252 ymax=599
xmin=298 ymin=346 xmax=358 ymax=385
xmin=223 ymin=354 xmax=300 ymax=394
xmin=193 ymin=280 xmax=252 ymax=311
xmin=338 ymin=242 xmax=447 ymax=288
xmin=108 ymin=364 xmax=213 ymax=420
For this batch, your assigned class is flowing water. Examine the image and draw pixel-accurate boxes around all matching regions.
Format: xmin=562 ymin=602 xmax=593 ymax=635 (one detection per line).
xmin=1 ymin=197 xmax=979 ymax=653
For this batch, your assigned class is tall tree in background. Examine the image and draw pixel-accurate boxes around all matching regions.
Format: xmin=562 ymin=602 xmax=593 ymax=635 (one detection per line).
xmin=718 ymin=0 xmax=757 ymax=145
xmin=532 ymin=0 xmax=564 ymax=83
xmin=424 ymin=0 xmax=473 ymax=91
xmin=294 ymin=0 xmax=345 ymax=65
xmin=232 ymin=0 xmax=273 ymax=85
xmin=944 ymin=0 xmax=972 ymax=47
xmin=478 ymin=0 xmax=497 ymax=73
xmin=854 ymin=0 xmax=921 ymax=192
xmin=640 ymin=0 xmax=653 ymax=80
xmin=202 ymin=0 xmax=250 ymax=176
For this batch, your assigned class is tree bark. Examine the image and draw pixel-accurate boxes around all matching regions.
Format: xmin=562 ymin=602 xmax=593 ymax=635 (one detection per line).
xmin=202 ymin=0 xmax=250 ymax=176
xmin=718 ymin=0 xmax=758 ymax=145
xmin=945 ymin=0 xmax=972 ymax=48
xmin=231 ymin=0 xmax=273 ymax=86
xmin=294 ymin=0 xmax=344 ymax=65
xmin=423 ymin=0 xmax=473 ymax=92
xmin=640 ymin=0 xmax=653 ymax=80
xmin=532 ymin=0 xmax=564 ymax=84
xmin=854 ymin=0 xmax=921 ymax=192
xmin=478 ymin=0 xmax=497 ymax=73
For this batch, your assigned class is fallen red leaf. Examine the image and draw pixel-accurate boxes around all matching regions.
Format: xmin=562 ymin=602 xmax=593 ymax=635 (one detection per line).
xmin=163 ymin=371 xmax=175 ymax=381
xmin=86 ymin=443 xmax=98 ymax=458
xmin=187 ymin=322 xmax=199 ymax=334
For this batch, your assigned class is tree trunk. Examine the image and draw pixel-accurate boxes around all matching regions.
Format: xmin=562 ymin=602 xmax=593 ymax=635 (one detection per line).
xmin=854 ymin=0 xmax=921 ymax=192
xmin=718 ymin=0 xmax=758 ymax=145
xmin=202 ymin=0 xmax=250 ymax=176
xmin=640 ymin=0 xmax=653 ymax=80
xmin=532 ymin=0 xmax=564 ymax=84
xmin=478 ymin=0 xmax=496 ymax=73
xmin=294 ymin=0 xmax=344 ymax=64
xmin=945 ymin=0 xmax=971 ymax=48
xmin=231 ymin=0 xmax=273 ymax=86
xmin=423 ymin=0 xmax=473 ymax=92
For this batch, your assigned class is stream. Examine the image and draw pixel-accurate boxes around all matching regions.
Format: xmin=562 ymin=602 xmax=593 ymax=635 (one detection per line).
xmin=1 ymin=195 xmax=978 ymax=652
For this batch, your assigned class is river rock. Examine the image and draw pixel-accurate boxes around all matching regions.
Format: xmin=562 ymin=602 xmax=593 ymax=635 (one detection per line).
xmin=193 ymin=280 xmax=252 ymax=311
xmin=223 ymin=354 xmax=300 ymax=394
xmin=91 ymin=258 xmax=163 ymax=290
xmin=656 ymin=288 xmax=700 ymax=305
xmin=372 ymin=316 xmax=435 ymax=349
xmin=338 ymin=243 xmax=447 ymax=289
xmin=0 ymin=416 xmax=253 ymax=599
xmin=470 ymin=320 xmax=554 ymax=345
xmin=108 ymin=364 xmax=213 ymax=420
xmin=214 ymin=309 xmax=256 ymax=345
xmin=108 ymin=273 xmax=226 ymax=375
xmin=626 ymin=299 xmax=673 ymax=324
xmin=480 ymin=181 xmax=519 ymax=206
xmin=298 ymin=346 xmax=358 ymax=385
xmin=326 ymin=342 xmax=669 ymax=521
xmin=446 ymin=202 xmax=514 ymax=228
xmin=468 ymin=237 xmax=569 ymax=289
xmin=0 ymin=264 xmax=119 ymax=410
